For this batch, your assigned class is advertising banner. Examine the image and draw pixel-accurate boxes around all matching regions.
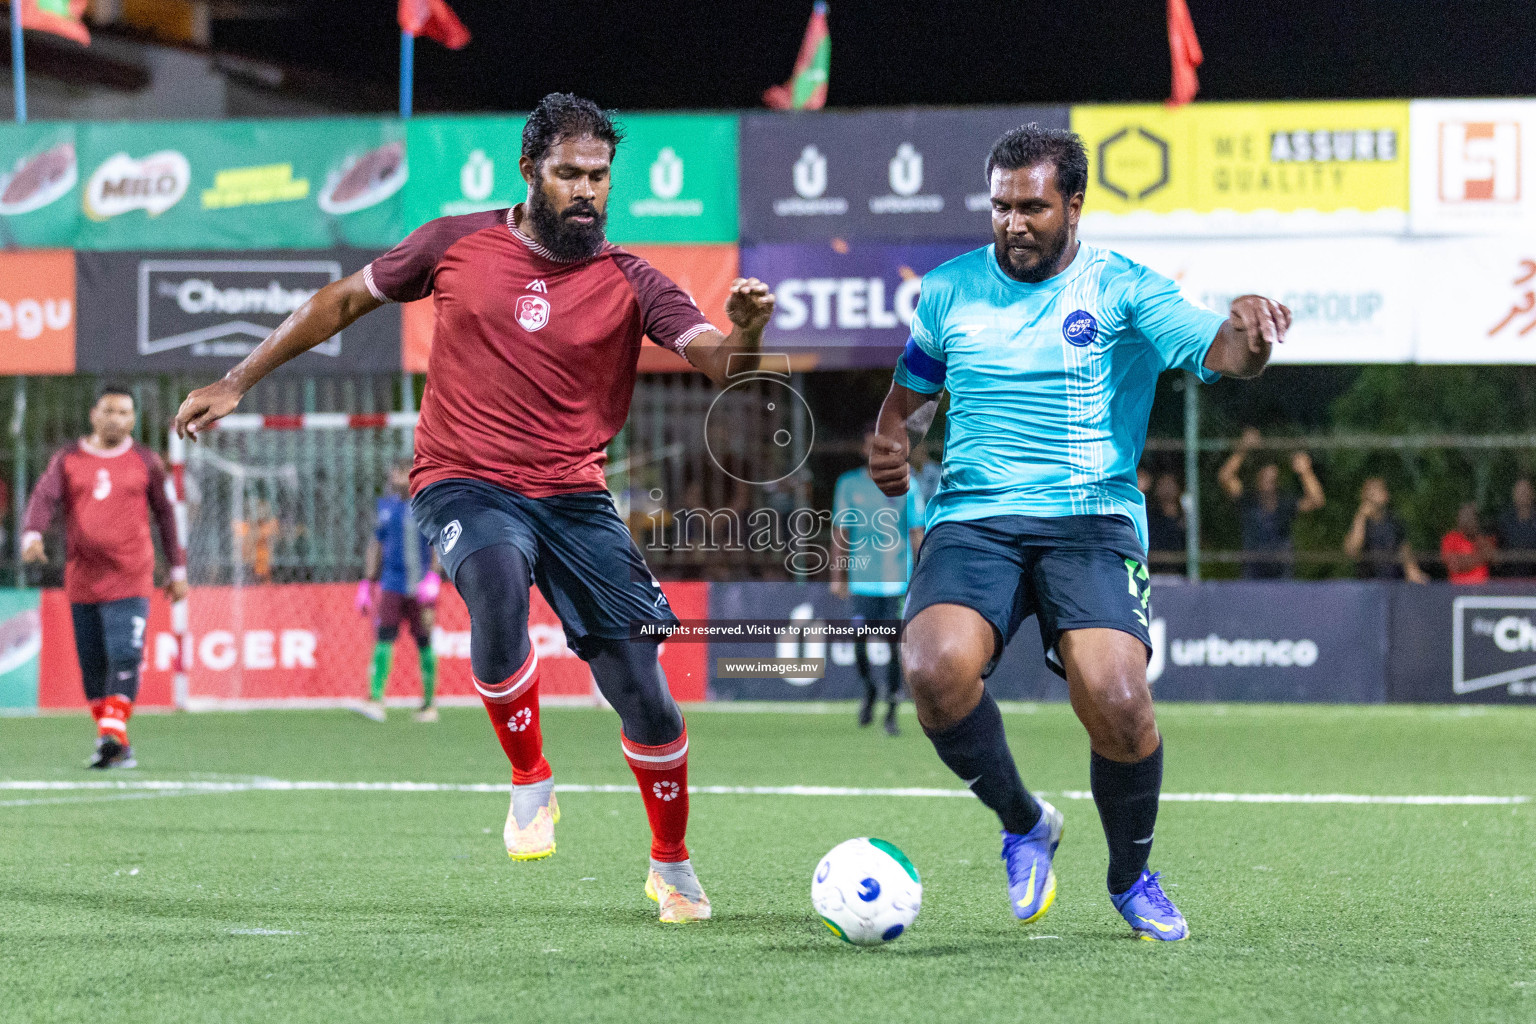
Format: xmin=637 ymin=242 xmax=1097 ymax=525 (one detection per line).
xmin=739 ymin=106 xmax=1069 ymax=243
xmin=1410 ymin=99 xmax=1536 ymax=236
xmin=607 ymin=114 xmax=738 ymax=244
xmin=38 ymin=581 xmax=708 ymax=709
xmin=401 ymin=243 xmax=738 ymax=374
xmin=1108 ymin=237 xmax=1416 ymax=363
xmin=1414 ymin=237 xmax=1536 ymax=364
xmin=403 ymin=115 xmax=527 ymax=231
xmin=709 ymin=581 xmax=1387 ymax=703
xmin=75 ymin=249 xmax=402 ymax=375
xmin=0 ymin=249 xmax=76 ymax=374
xmin=739 ymin=240 xmax=973 ymax=368
xmin=1387 ymin=584 xmax=1536 ymax=703
xmin=1071 ymin=101 xmax=1411 ymax=237
xmin=74 ymin=119 xmax=406 ymax=251
xmin=0 ymin=590 xmax=42 ymax=712
xmin=0 ymin=122 xmax=80 ymax=248
xmin=404 ymin=114 xmax=738 ymax=243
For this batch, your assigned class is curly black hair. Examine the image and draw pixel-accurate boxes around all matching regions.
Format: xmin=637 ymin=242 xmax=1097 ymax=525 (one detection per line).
xmin=521 ymin=92 xmax=625 ymax=169
xmin=985 ymin=123 xmax=1089 ymax=198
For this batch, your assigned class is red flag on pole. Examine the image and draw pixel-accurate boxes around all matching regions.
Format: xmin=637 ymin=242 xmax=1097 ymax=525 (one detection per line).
xmin=18 ymin=0 xmax=90 ymax=46
xmin=398 ymin=0 xmax=470 ymax=50
xmin=1166 ymin=0 xmax=1203 ymax=108
xmin=763 ymin=2 xmax=830 ymax=111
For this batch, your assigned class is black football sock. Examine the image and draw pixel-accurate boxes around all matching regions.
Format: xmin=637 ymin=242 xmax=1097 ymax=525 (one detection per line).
xmin=1091 ymin=741 xmax=1164 ymax=895
xmin=923 ymin=690 xmax=1041 ymax=835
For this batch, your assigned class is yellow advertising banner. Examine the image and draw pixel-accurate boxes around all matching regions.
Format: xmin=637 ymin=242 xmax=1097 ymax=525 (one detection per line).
xmin=1071 ymin=101 xmax=1410 ymax=227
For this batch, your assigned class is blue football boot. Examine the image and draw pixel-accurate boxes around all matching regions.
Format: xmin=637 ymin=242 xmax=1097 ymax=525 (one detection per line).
xmin=1111 ymin=870 xmax=1189 ymax=941
xmin=1000 ymin=798 xmax=1063 ymax=923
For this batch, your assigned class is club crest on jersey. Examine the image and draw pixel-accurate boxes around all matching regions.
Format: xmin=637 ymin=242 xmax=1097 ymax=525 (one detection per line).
xmin=1063 ymin=310 xmax=1098 ymax=347
xmin=517 ymin=294 xmax=550 ymax=332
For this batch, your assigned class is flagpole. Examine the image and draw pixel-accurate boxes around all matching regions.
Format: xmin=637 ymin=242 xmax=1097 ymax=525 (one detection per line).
xmin=399 ymin=28 xmax=414 ymax=119
xmin=11 ymin=0 xmax=25 ymax=123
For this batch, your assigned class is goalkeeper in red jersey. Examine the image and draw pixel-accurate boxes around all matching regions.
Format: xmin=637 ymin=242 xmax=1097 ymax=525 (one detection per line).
xmin=174 ymin=93 xmax=774 ymax=923
xmin=23 ymin=386 xmax=188 ymax=768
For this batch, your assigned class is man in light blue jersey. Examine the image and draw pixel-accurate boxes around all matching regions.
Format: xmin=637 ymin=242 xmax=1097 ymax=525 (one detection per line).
xmin=870 ymin=124 xmax=1290 ymax=942
xmin=831 ymin=421 xmax=925 ymax=735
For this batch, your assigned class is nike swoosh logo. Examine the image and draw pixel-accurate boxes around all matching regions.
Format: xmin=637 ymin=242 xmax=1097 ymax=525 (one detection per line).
xmin=1135 ymin=914 xmax=1176 ymax=933
xmin=1015 ymin=863 xmax=1037 ymax=909
xmin=1133 ymin=835 xmax=1154 ymax=845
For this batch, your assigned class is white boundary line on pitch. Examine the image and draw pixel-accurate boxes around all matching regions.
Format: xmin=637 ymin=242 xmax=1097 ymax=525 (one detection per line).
xmin=0 ymin=779 xmax=1527 ymax=806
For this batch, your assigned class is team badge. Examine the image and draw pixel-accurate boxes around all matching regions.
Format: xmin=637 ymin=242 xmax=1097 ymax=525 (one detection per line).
xmin=441 ymin=520 xmax=462 ymax=554
xmin=516 ymin=294 xmax=550 ymax=332
xmin=1062 ymin=309 xmax=1098 ymax=347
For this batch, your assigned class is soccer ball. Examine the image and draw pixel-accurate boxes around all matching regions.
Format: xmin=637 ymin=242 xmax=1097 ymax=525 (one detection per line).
xmin=811 ymin=838 xmax=922 ymax=945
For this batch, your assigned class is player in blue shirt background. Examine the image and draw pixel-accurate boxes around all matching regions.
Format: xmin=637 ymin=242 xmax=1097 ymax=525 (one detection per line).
xmin=831 ymin=420 xmax=925 ymax=736
xmin=870 ymin=124 xmax=1290 ymax=941
xmin=357 ymin=459 xmax=441 ymax=723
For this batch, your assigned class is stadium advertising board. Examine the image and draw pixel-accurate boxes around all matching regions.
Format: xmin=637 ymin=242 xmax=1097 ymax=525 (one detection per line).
xmin=73 ymin=119 xmax=406 ymax=251
xmin=1071 ymin=101 xmax=1411 ymax=237
xmin=739 ymin=240 xmax=974 ymax=368
xmin=0 ymin=590 xmax=42 ymax=712
xmin=0 ymin=122 xmax=79 ymax=248
xmin=404 ymin=113 xmax=738 ymax=242
xmin=403 ymin=115 xmax=528 ymax=231
xmin=708 ymin=581 xmax=1387 ymax=703
xmin=1414 ymin=237 xmax=1536 ymax=364
xmin=0 ymin=249 xmax=76 ymax=374
xmin=1410 ymin=99 xmax=1536 ymax=236
xmin=36 ymin=581 xmax=707 ymax=709
xmin=1107 ymin=237 xmax=1415 ymax=363
xmin=74 ymin=249 xmax=402 ymax=374
xmin=400 ymin=243 xmax=739 ymax=373
xmin=1388 ymin=585 xmax=1536 ymax=703
xmin=738 ymin=106 xmax=1070 ymax=243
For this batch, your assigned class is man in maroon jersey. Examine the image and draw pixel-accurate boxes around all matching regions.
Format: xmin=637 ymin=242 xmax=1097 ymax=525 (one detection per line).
xmin=174 ymin=93 xmax=774 ymax=923
xmin=23 ymin=386 xmax=188 ymax=769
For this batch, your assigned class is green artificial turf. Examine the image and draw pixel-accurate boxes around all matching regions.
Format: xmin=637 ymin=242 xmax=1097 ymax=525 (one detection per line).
xmin=3 ymin=703 xmax=1536 ymax=1023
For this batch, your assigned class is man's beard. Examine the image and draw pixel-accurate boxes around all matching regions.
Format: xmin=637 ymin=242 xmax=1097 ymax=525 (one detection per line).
xmin=995 ymin=230 xmax=1069 ymax=284
xmin=527 ymin=186 xmax=607 ymax=260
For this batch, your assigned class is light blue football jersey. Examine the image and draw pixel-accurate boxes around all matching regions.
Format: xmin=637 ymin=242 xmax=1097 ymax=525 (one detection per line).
xmin=832 ymin=468 xmax=926 ymax=597
xmin=892 ymin=242 xmax=1224 ymax=548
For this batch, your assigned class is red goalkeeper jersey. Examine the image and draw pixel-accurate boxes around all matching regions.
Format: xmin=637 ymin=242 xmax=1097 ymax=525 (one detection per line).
xmin=364 ymin=205 xmax=717 ymax=498
xmin=23 ymin=438 xmax=186 ymax=604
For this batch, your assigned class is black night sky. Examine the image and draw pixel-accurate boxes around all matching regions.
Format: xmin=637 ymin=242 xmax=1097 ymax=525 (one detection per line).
xmin=215 ymin=0 xmax=1536 ymax=114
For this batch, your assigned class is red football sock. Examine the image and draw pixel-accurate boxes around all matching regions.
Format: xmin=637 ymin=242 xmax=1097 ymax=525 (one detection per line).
xmin=622 ymin=726 xmax=690 ymax=862
xmin=98 ymin=694 xmax=132 ymax=744
xmin=88 ymin=698 xmax=106 ymax=726
xmin=476 ymin=650 xmax=551 ymax=785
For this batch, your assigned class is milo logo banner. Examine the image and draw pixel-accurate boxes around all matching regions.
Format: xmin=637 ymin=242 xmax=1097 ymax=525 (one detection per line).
xmin=405 ymin=113 xmax=738 ymax=243
xmin=0 ymin=122 xmax=80 ymax=248
xmin=75 ymin=119 xmax=406 ymax=251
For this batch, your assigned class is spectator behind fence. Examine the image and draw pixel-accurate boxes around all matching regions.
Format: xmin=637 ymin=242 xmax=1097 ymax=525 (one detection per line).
xmin=1217 ymin=427 xmax=1325 ymax=579
xmin=1495 ymin=478 xmax=1536 ymax=578
xmin=1145 ymin=471 xmax=1186 ymax=571
xmin=1441 ymin=502 xmax=1494 ymax=585
xmin=1344 ymin=477 xmax=1429 ymax=584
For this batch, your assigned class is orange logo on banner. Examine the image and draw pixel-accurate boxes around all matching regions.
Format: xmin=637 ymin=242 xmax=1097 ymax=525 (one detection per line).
xmin=0 ymin=249 xmax=76 ymax=374
xmin=398 ymin=245 xmax=739 ymax=374
xmin=1440 ymin=121 xmax=1522 ymax=203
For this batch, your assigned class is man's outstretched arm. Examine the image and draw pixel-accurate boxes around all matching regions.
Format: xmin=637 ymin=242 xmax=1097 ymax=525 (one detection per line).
xmin=174 ymin=271 xmax=383 ymax=439
xmin=869 ymin=382 xmax=939 ymax=497
xmin=1202 ymin=294 xmax=1293 ymax=380
xmin=683 ymin=277 xmax=775 ymax=384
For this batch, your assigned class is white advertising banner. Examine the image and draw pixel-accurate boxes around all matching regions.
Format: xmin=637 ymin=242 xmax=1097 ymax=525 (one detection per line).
xmin=1410 ymin=100 xmax=1536 ymax=236
xmin=1105 ymin=237 xmax=1416 ymax=364
xmin=1415 ymin=238 xmax=1536 ymax=363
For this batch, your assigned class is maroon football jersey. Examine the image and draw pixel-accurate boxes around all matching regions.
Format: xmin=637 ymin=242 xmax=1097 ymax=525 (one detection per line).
xmin=365 ymin=205 xmax=718 ymax=498
xmin=23 ymin=439 xmax=185 ymax=604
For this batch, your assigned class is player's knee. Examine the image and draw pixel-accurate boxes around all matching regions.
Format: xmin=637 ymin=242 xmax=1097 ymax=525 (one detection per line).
xmin=376 ymin=624 xmax=400 ymax=643
xmin=1083 ymin=673 xmax=1157 ymax=759
xmin=903 ymin=639 xmax=982 ymax=706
